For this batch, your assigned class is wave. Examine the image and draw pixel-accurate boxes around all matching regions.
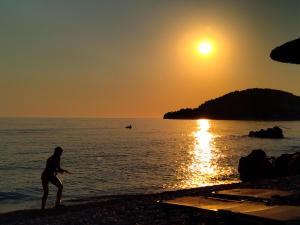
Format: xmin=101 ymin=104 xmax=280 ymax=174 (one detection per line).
xmin=0 ymin=192 xmax=31 ymax=201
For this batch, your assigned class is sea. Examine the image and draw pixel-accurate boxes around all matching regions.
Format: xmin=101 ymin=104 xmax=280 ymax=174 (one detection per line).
xmin=1 ymin=118 xmax=300 ymax=213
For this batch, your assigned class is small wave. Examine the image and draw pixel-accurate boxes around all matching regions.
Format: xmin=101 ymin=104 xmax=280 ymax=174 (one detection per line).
xmin=0 ymin=129 xmax=51 ymax=135
xmin=287 ymin=145 xmax=300 ymax=151
xmin=0 ymin=192 xmax=31 ymax=201
xmin=218 ymin=134 xmax=247 ymax=139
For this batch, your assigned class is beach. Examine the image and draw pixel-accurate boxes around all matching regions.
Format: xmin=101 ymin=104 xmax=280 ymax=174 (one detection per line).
xmin=2 ymin=118 xmax=300 ymax=213
xmin=1 ymin=176 xmax=300 ymax=225
xmin=1 ymin=1 xmax=299 ymax=224
xmin=2 ymin=118 xmax=300 ymax=224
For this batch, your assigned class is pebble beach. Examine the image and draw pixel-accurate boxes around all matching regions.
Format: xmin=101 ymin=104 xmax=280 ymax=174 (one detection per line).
xmin=1 ymin=176 xmax=300 ymax=225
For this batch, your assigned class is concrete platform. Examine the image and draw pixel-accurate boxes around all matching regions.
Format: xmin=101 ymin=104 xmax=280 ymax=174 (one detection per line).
xmin=163 ymin=196 xmax=300 ymax=223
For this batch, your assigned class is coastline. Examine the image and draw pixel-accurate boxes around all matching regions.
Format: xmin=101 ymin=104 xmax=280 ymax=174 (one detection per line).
xmin=2 ymin=176 xmax=300 ymax=225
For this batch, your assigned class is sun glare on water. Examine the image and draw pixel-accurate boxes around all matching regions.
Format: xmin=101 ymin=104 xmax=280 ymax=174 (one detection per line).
xmin=173 ymin=119 xmax=237 ymax=189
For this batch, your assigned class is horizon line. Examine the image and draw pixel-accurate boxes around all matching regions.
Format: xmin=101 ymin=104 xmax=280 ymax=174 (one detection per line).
xmin=0 ymin=116 xmax=162 ymax=119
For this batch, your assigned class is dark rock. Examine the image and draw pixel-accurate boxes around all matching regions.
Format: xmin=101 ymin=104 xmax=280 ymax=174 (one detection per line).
xmin=248 ymin=126 xmax=284 ymax=139
xmin=239 ymin=151 xmax=300 ymax=182
xmin=288 ymin=153 xmax=300 ymax=176
xmin=273 ymin=152 xmax=300 ymax=177
xmin=274 ymin=154 xmax=294 ymax=177
xmin=238 ymin=149 xmax=275 ymax=182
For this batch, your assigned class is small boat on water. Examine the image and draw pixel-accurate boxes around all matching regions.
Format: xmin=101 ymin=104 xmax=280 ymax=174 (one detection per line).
xmin=125 ymin=125 xmax=132 ymax=129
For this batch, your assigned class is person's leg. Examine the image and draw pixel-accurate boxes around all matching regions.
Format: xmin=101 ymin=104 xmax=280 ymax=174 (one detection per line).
xmin=41 ymin=177 xmax=49 ymax=210
xmin=50 ymin=176 xmax=63 ymax=207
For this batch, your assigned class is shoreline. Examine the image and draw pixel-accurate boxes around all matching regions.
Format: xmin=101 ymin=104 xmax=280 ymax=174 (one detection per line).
xmin=0 ymin=182 xmax=241 ymax=213
xmin=2 ymin=177 xmax=300 ymax=225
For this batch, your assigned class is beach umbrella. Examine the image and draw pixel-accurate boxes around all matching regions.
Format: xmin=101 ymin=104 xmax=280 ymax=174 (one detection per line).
xmin=270 ymin=38 xmax=300 ymax=64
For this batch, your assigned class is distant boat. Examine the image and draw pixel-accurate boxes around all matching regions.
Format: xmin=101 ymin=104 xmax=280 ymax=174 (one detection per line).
xmin=125 ymin=125 xmax=132 ymax=129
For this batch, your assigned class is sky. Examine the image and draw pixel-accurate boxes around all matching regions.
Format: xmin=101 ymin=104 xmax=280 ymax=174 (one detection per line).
xmin=0 ymin=0 xmax=299 ymax=118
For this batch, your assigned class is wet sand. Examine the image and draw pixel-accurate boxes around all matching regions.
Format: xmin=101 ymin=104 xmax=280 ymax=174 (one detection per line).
xmin=1 ymin=176 xmax=300 ymax=225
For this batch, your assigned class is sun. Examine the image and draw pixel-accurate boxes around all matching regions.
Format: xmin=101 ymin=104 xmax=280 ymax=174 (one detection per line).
xmin=198 ymin=41 xmax=213 ymax=55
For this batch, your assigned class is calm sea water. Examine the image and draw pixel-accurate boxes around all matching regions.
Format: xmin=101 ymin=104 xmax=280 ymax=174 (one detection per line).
xmin=1 ymin=118 xmax=300 ymax=212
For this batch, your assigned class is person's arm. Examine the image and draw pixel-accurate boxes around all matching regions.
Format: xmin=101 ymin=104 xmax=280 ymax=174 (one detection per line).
xmin=56 ymin=157 xmax=71 ymax=174
xmin=56 ymin=157 xmax=65 ymax=173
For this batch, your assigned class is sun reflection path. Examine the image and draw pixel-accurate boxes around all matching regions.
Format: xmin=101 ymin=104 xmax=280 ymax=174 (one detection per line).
xmin=192 ymin=119 xmax=214 ymax=176
xmin=174 ymin=119 xmax=223 ymax=188
xmin=176 ymin=119 xmax=237 ymax=189
xmin=181 ymin=119 xmax=216 ymax=186
xmin=165 ymin=119 xmax=238 ymax=190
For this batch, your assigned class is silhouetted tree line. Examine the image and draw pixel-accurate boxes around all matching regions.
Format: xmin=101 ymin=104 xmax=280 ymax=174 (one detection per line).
xmin=163 ymin=88 xmax=300 ymax=120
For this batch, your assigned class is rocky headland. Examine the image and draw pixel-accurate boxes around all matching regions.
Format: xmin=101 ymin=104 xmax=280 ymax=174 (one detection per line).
xmin=164 ymin=88 xmax=300 ymax=120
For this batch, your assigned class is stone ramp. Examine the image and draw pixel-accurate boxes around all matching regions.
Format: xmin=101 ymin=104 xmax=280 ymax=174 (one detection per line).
xmin=246 ymin=205 xmax=300 ymax=222
xmin=216 ymin=188 xmax=294 ymax=200
xmin=162 ymin=196 xmax=300 ymax=223
xmin=163 ymin=196 xmax=270 ymax=212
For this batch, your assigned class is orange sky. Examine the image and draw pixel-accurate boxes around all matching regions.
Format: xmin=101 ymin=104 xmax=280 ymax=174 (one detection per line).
xmin=0 ymin=1 xmax=299 ymax=117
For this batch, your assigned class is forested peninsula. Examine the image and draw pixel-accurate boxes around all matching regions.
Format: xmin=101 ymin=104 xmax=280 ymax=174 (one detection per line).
xmin=163 ymin=88 xmax=300 ymax=120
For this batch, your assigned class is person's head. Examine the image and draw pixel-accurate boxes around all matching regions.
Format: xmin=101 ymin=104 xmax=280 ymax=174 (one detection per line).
xmin=53 ymin=146 xmax=63 ymax=157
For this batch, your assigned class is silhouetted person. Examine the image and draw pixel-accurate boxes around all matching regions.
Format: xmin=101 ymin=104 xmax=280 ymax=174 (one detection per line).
xmin=41 ymin=147 xmax=69 ymax=209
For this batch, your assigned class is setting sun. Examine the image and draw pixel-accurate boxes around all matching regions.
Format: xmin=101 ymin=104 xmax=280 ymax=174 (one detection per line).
xmin=198 ymin=41 xmax=213 ymax=55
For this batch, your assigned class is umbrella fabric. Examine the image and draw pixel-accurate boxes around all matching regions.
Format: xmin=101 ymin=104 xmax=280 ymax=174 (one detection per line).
xmin=270 ymin=38 xmax=300 ymax=64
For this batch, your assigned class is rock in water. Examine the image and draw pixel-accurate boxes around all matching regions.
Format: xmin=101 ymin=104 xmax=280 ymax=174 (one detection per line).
xmin=248 ymin=126 xmax=284 ymax=139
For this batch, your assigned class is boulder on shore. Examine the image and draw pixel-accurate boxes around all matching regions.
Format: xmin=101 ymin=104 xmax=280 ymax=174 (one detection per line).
xmin=248 ymin=126 xmax=284 ymax=139
xmin=238 ymin=150 xmax=300 ymax=182
xmin=238 ymin=149 xmax=275 ymax=182
xmin=274 ymin=152 xmax=300 ymax=177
